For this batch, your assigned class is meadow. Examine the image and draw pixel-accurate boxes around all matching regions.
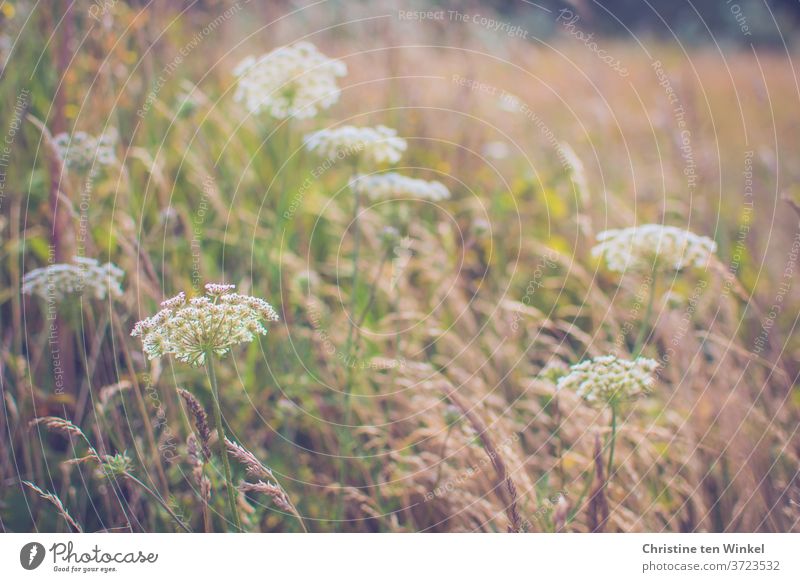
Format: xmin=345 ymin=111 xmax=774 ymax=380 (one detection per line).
xmin=0 ymin=1 xmax=798 ymax=533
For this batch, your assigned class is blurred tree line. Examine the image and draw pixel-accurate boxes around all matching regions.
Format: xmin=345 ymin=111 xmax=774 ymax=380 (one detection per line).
xmin=447 ymin=0 xmax=798 ymax=45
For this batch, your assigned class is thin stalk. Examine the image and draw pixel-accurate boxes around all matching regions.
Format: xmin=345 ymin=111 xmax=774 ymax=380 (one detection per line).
xmin=74 ymin=306 xmax=109 ymax=427
xmin=355 ymin=248 xmax=391 ymax=331
xmin=279 ymin=491 xmax=308 ymax=533
xmin=122 ymin=472 xmax=191 ymax=533
xmin=336 ymin=172 xmax=363 ymax=525
xmin=606 ymin=403 xmax=618 ymax=478
xmin=432 ymin=424 xmax=455 ymax=490
xmin=553 ymin=394 xmax=566 ymax=490
xmin=344 ymin=183 xmax=363 ymax=356
xmin=275 ymin=120 xmax=295 ymax=232
xmin=268 ymin=120 xmax=296 ymax=283
xmin=632 ymin=270 xmax=658 ymax=357
xmin=205 ymin=352 xmax=242 ymax=531
xmin=111 ymin=313 xmax=169 ymax=496
xmin=568 ymin=465 xmax=596 ymax=523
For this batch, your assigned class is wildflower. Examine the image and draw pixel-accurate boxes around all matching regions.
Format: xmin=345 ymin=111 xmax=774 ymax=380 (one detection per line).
xmin=22 ymin=256 xmax=124 ymax=301
xmin=101 ymin=452 xmax=133 ymax=477
xmin=175 ymin=82 xmax=201 ymax=118
xmin=349 ymin=172 xmax=450 ymax=201
xmin=557 ymin=355 xmax=658 ymax=405
xmin=443 ymin=404 xmax=461 ymax=425
xmin=472 ymin=218 xmax=491 ymax=237
xmin=131 ymin=283 xmax=279 ymax=367
xmin=379 ymin=226 xmax=401 ymax=250
xmin=234 ymin=41 xmax=347 ymax=119
xmin=592 ymin=224 xmax=717 ymax=273
xmin=538 ymin=359 xmax=569 ymax=385
xmin=304 ymin=125 xmax=407 ymax=166
xmin=52 ymin=130 xmax=116 ymax=170
xmin=482 ymin=141 xmax=511 ymax=160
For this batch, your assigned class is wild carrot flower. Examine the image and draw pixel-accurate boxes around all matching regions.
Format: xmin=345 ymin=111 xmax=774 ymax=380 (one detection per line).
xmin=234 ymin=42 xmax=347 ymax=119
xmin=304 ymin=125 xmax=407 ymax=165
xmin=52 ymin=130 xmax=116 ymax=170
xmin=349 ymin=172 xmax=450 ymax=201
xmin=22 ymin=256 xmax=124 ymax=301
xmin=482 ymin=141 xmax=511 ymax=160
xmin=538 ymin=359 xmax=570 ymax=385
xmin=131 ymin=283 xmax=279 ymax=367
xmin=557 ymin=355 xmax=658 ymax=405
xmin=591 ymin=224 xmax=717 ymax=273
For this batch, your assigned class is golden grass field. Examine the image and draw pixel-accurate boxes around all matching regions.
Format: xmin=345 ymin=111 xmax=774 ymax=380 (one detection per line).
xmin=1 ymin=1 xmax=799 ymax=533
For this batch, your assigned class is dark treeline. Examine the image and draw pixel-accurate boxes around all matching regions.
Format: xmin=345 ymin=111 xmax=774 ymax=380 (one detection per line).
xmin=459 ymin=0 xmax=799 ymax=45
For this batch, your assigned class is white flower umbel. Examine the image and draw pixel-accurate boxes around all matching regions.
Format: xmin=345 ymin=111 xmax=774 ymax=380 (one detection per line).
xmin=22 ymin=256 xmax=124 ymax=301
xmin=349 ymin=172 xmax=450 ymax=201
xmin=557 ymin=355 xmax=658 ymax=406
xmin=592 ymin=224 xmax=717 ymax=273
xmin=131 ymin=283 xmax=279 ymax=367
xmin=304 ymin=125 xmax=407 ymax=166
xmin=52 ymin=130 xmax=117 ymax=170
xmin=234 ymin=42 xmax=347 ymax=119
xmin=538 ymin=359 xmax=570 ymax=385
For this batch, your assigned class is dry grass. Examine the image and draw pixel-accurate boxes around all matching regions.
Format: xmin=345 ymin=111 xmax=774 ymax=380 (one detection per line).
xmin=0 ymin=1 xmax=798 ymax=532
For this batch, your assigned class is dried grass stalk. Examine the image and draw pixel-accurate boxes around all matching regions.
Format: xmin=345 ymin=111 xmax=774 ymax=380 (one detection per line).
xmin=22 ymin=481 xmax=83 ymax=532
xmin=225 ymin=438 xmax=272 ymax=479
xmin=444 ymin=386 xmax=524 ymax=532
xmin=226 ymin=438 xmax=307 ymax=532
xmin=31 ymin=416 xmax=100 ymax=460
xmin=588 ymin=432 xmax=610 ymax=532
xmin=239 ymin=481 xmax=293 ymax=513
xmin=179 ymin=389 xmax=212 ymax=460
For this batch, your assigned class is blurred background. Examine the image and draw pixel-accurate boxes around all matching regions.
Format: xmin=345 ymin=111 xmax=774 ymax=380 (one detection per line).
xmin=1 ymin=0 xmax=799 ymax=533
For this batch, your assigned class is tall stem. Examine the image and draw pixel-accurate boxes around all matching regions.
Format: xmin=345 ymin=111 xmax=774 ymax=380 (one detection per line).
xmin=123 ymin=473 xmax=191 ymax=533
xmin=632 ymin=269 xmax=658 ymax=357
xmin=606 ymin=403 xmax=618 ymax=478
xmin=205 ymin=352 xmax=241 ymax=531
xmin=111 ymin=313 xmax=169 ymax=496
xmin=344 ymin=184 xmax=363 ymax=357
xmin=337 ymin=172 xmax=362 ymax=525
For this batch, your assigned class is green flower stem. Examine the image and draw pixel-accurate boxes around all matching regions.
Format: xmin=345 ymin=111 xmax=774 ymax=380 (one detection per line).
xmin=344 ymin=182 xmax=363 ymax=356
xmin=607 ymin=403 xmax=618 ymax=478
xmin=205 ymin=352 xmax=242 ymax=531
xmin=632 ymin=269 xmax=658 ymax=357
xmin=355 ymin=247 xmax=392 ymax=331
xmin=275 ymin=120 xmax=295 ymax=234
xmin=337 ymin=169 xmax=363 ymax=526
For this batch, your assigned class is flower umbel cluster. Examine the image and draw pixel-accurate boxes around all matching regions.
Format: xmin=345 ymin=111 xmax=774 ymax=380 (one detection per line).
xmin=304 ymin=125 xmax=407 ymax=166
xmin=538 ymin=359 xmax=570 ymax=385
xmin=234 ymin=42 xmax=347 ymax=119
xmin=101 ymin=452 xmax=133 ymax=478
xmin=349 ymin=172 xmax=450 ymax=201
xmin=22 ymin=256 xmax=124 ymax=301
xmin=52 ymin=130 xmax=116 ymax=170
xmin=592 ymin=224 xmax=717 ymax=273
xmin=131 ymin=283 xmax=279 ymax=367
xmin=557 ymin=355 xmax=658 ymax=405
